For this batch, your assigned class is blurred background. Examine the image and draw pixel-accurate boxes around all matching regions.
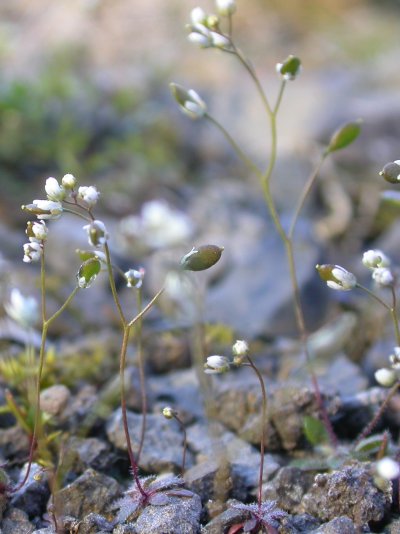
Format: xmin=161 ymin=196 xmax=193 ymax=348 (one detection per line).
xmin=1 ymin=0 xmax=400 ymax=337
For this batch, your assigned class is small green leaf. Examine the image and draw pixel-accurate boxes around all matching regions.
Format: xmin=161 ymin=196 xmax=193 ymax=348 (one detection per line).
xmin=381 ymin=190 xmax=400 ymax=207
xmin=303 ymin=415 xmax=329 ymax=446
xmin=326 ymin=119 xmax=362 ymax=154
xmin=354 ymin=433 xmax=388 ymax=456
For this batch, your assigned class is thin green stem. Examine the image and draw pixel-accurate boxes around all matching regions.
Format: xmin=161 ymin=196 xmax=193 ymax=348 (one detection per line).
xmin=245 ymin=355 xmax=267 ymax=510
xmin=172 ymin=412 xmax=187 ymax=476
xmin=356 ymin=284 xmax=391 ymax=312
xmin=119 ymin=325 xmax=147 ymax=498
xmin=127 ymin=286 xmax=165 ymax=328
xmin=206 ymin=114 xmax=263 ymax=179
xmin=232 ymin=47 xmax=272 ymax=117
xmin=104 ymin=243 xmax=126 ymax=324
xmin=288 ymin=154 xmax=327 ymax=240
xmin=62 ymin=207 xmax=92 ymax=222
xmin=47 ymin=286 xmax=80 ymax=324
xmin=136 ymin=288 xmax=147 ymax=464
xmin=273 ymin=81 xmax=286 ymax=115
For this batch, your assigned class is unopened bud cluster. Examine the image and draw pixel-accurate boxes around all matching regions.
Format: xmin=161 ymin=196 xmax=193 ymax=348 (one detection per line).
xmin=187 ymin=3 xmax=233 ymax=50
xmin=362 ymin=249 xmax=394 ymax=288
xmin=204 ymin=340 xmax=249 ymax=374
xmin=21 ymin=174 xmax=108 ymax=265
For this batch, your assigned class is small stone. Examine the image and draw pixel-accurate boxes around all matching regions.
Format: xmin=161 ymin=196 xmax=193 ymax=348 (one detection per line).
xmin=1 ymin=507 xmax=35 ymax=534
xmin=310 ymin=516 xmax=357 ymax=533
xmin=54 ymin=468 xmax=121 ymax=520
xmin=301 ymin=462 xmax=391 ymax=527
xmin=40 ymin=384 xmax=70 ymax=416
xmin=133 ymin=493 xmax=202 ymax=534
xmin=11 ymin=462 xmax=50 ymax=518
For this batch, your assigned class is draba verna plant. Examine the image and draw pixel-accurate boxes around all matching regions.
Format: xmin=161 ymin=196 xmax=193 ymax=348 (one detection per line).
xmin=3 ymin=1 xmax=400 ymax=532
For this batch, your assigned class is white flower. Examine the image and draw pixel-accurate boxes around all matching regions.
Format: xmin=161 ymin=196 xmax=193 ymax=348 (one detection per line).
xmin=181 ymin=89 xmax=207 ymax=119
xmin=78 ymin=186 xmax=100 ymax=207
xmin=124 ymin=268 xmax=145 ymax=289
xmin=216 ymin=0 xmax=236 ymax=16
xmin=275 ymin=55 xmax=302 ymax=81
xmin=376 ymin=457 xmax=400 ymax=480
xmin=45 ymin=177 xmax=66 ymax=202
xmin=120 ymin=199 xmax=193 ymax=249
xmin=31 ymin=200 xmax=63 ymax=220
xmin=162 ymin=406 xmax=175 ymax=419
xmin=61 ymin=173 xmax=77 ymax=190
xmin=188 ymin=32 xmax=211 ymax=47
xmin=362 ymin=249 xmax=390 ymax=269
xmin=374 ymin=368 xmax=397 ymax=387
xmin=190 ymin=7 xmax=207 ymax=25
xmin=210 ymin=32 xmax=230 ymax=49
xmin=324 ymin=265 xmax=356 ymax=291
xmin=23 ymin=241 xmax=42 ymax=263
xmin=83 ymin=220 xmax=109 ymax=247
xmin=204 ymin=355 xmax=230 ymax=374
xmin=4 ymin=288 xmax=38 ymax=328
xmin=372 ymin=267 xmax=394 ymax=287
xmin=26 ymin=220 xmax=48 ymax=242
xmin=232 ymin=340 xmax=249 ymax=357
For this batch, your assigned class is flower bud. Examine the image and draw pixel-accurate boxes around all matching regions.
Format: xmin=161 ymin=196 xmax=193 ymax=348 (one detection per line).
xmin=78 ymin=186 xmax=100 ymax=207
xmin=374 ymin=368 xmax=397 ymax=387
xmin=362 ymin=249 xmax=390 ymax=269
xmin=190 ymin=7 xmax=207 ymax=25
xmin=62 ymin=173 xmax=77 ymax=190
xmin=187 ymin=32 xmax=211 ymax=47
xmin=26 ymin=220 xmax=48 ymax=242
xmin=45 ymin=177 xmax=66 ymax=202
xmin=316 ymin=264 xmax=357 ymax=291
xmin=216 ymin=0 xmax=236 ymax=16
xmin=23 ymin=241 xmax=42 ymax=263
xmin=210 ymin=32 xmax=231 ymax=49
xmin=379 ymin=161 xmax=400 ymax=184
xmin=180 ymin=244 xmax=224 ymax=271
xmin=372 ymin=267 xmax=394 ymax=288
xmin=170 ymin=83 xmax=207 ymax=120
xmin=326 ymin=120 xmax=362 ymax=154
xmin=276 ymin=55 xmax=301 ymax=81
xmin=204 ymin=355 xmax=230 ymax=374
xmin=162 ymin=406 xmax=175 ymax=419
xmin=376 ymin=457 xmax=400 ymax=480
xmin=124 ymin=268 xmax=145 ymax=289
xmin=232 ymin=339 xmax=249 ymax=365
xmin=77 ymin=258 xmax=101 ymax=289
xmin=22 ymin=200 xmax=63 ymax=220
xmin=206 ymin=15 xmax=220 ymax=30
xmin=83 ymin=220 xmax=108 ymax=247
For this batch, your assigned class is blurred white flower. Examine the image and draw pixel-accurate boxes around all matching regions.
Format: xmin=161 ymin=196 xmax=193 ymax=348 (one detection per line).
xmin=362 ymin=249 xmax=390 ymax=269
xmin=61 ymin=173 xmax=77 ymax=190
xmin=372 ymin=267 xmax=394 ymax=288
xmin=29 ymin=200 xmax=63 ymax=220
xmin=83 ymin=220 xmax=108 ymax=247
xmin=4 ymin=288 xmax=38 ymax=328
xmin=376 ymin=457 xmax=400 ymax=480
xmin=45 ymin=177 xmax=66 ymax=202
xmin=124 ymin=268 xmax=145 ymax=289
xmin=23 ymin=241 xmax=42 ymax=263
xmin=210 ymin=32 xmax=230 ymax=49
xmin=216 ymin=0 xmax=236 ymax=16
xmin=204 ymin=355 xmax=230 ymax=374
xmin=190 ymin=7 xmax=207 ymax=25
xmin=389 ymin=346 xmax=400 ymax=370
xmin=374 ymin=368 xmax=397 ymax=387
xmin=120 ymin=200 xmax=193 ymax=249
xmin=78 ymin=186 xmax=100 ymax=207
xmin=26 ymin=220 xmax=48 ymax=242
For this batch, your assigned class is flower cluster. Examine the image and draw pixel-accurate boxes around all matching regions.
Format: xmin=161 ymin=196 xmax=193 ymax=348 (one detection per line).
xmin=21 ymin=174 xmax=109 ymax=263
xmin=187 ymin=4 xmax=233 ymax=50
xmin=204 ymin=340 xmax=249 ymax=374
xmin=362 ymin=249 xmax=394 ymax=288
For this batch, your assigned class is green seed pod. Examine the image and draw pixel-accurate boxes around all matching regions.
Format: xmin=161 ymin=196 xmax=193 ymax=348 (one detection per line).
xmin=379 ymin=161 xmax=400 ymax=184
xmin=326 ymin=119 xmax=362 ymax=154
xmin=77 ymin=258 xmax=101 ymax=289
xmin=180 ymin=244 xmax=224 ymax=271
